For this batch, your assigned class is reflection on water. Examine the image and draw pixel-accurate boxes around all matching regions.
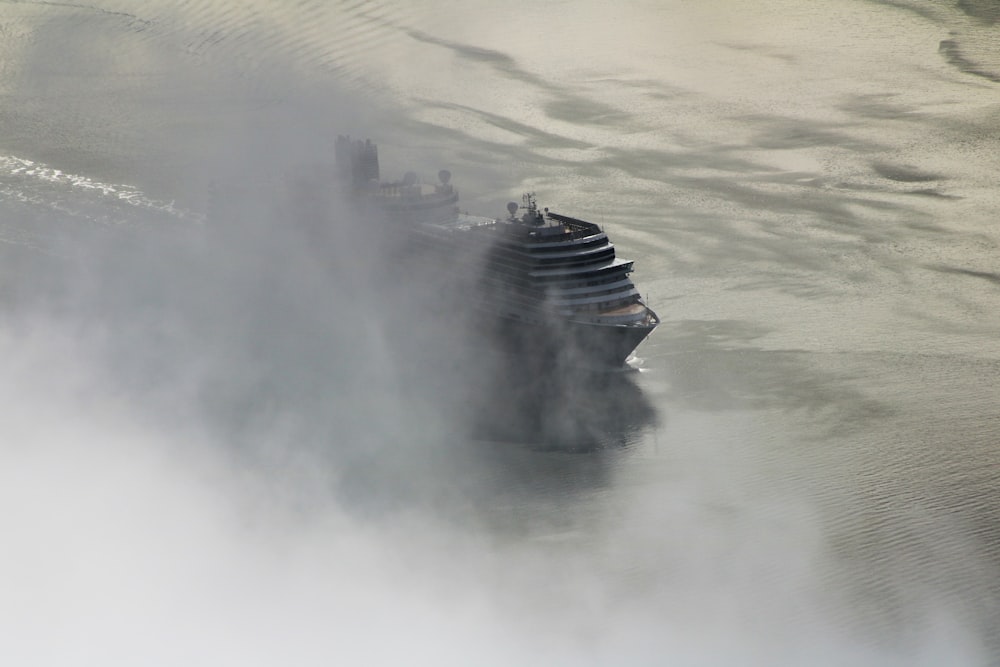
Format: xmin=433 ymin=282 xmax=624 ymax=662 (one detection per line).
xmin=462 ymin=364 xmax=657 ymax=452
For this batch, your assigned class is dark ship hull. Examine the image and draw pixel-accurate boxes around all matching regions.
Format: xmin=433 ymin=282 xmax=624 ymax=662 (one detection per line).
xmin=490 ymin=312 xmax=656 ymax=370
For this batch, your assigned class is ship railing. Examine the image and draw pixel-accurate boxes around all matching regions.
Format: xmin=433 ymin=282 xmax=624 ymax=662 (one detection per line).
xmin=516 ymin=226 xmax=603 ymax=243
xmin=545 ymin=212 xmax=603 ymax=235
xmin=569 ymin=311 xmax=655 ymax=326
xmin=565 ymin=227 xmax=603 ymax=241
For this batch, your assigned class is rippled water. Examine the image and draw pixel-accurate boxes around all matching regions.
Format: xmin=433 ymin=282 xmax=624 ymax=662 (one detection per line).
xmin=2 ymin=1 xmax=999 ymax=664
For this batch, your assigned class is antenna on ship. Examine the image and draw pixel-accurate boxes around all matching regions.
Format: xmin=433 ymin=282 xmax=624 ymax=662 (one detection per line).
xmin=520 ymin=192 xmax=543 ymax=225
xmin=438 ymin=169 xmax=454 ymax=196
xmin=522 ymin=192 xmax=536 ymax=211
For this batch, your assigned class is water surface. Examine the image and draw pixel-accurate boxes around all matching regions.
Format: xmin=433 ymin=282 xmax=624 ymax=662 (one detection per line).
xmin=2 ymin=1 xmax=999 ymax=664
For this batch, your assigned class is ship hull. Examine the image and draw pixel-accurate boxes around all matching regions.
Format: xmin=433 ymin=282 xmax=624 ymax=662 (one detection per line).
xmin=486 ymin=311 xmax=657 ymax=371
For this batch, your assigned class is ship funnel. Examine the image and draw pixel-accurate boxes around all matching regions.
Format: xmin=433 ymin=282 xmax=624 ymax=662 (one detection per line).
xmin=438 ymin=169 xmax=451 ymax=185
xmin=506 ymin=201 xmax=519 ymax=217
xmin=334 ymin=135 xmax=379 ymax=188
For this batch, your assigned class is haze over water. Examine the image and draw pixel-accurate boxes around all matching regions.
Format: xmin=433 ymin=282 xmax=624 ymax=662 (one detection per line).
xmin=2 ymin=1 xmax=999 ymax=664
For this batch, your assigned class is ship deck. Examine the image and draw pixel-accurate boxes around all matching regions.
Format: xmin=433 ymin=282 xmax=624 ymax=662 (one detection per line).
xmin=599 ymin=303 xmax=649 ymax=317
xmin=422 ymin=212 xmax=497 ymax=233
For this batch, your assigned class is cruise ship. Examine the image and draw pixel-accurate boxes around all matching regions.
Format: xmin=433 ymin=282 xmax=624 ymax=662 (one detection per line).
xmin=336 ymin=136 xmax=659 ymax=369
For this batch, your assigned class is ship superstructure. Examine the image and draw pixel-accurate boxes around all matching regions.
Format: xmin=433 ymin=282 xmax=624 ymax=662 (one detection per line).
xmin=335 ymin=136 xmax=659 ymax=368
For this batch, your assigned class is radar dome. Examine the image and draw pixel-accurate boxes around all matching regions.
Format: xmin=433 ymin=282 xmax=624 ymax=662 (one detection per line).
xmin=402 ymin=171 xmax=417 ymax=186
xmin=438 ymin=169 xmax=451 ymax=184
xmin=506 ymin=201 xmax=519 ymax=217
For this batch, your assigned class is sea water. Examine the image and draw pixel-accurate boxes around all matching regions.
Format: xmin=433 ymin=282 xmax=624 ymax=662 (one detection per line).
xmin=2 ymin=1 xmax=999 ymax=664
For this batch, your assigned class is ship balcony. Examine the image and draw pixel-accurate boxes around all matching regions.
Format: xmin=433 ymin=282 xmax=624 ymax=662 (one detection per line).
xmin=564 ymin=302 xmax=659 ymax=327
xmin=545 ymin=276 xmax=636 ymax=297
xmin=546 ymin=287 xmax=639 ymax=308
xmin=529 ymin=257 xmax=634 ymax=280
